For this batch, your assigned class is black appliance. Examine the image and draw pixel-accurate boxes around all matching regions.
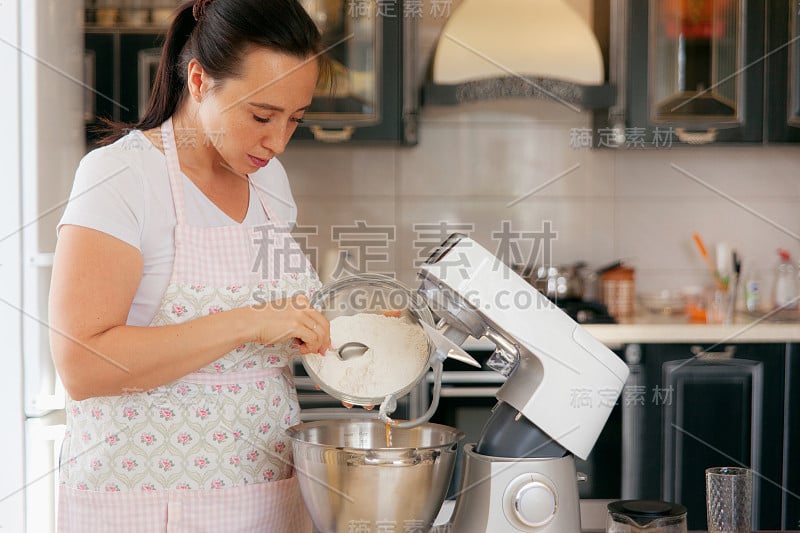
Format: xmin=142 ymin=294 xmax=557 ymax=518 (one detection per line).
xmin=553 ymin=296 xmax=616 ymax=325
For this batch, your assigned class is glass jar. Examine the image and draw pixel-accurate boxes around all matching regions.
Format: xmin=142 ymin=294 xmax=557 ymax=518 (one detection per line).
xmin=607 ymin=500 xmax=687 ymax=533
xmin=304 ymin=274 xmax=435 ymax=406
xmin=601 ymin=265 xmax=636 ymax=320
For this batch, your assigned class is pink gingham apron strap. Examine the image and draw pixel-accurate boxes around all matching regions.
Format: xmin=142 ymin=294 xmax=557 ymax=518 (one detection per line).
xmin=160 ymin=117 xmax=187 ymax=225
xmin=161 ymin=117 xmax=254 ymax=286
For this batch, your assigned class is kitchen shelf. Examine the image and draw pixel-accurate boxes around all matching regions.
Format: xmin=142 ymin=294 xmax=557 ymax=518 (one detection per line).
xmin=85 ymin=25 xmax=169 ymax=34
xmin=423 ymin=77 xmax=615 ymax=109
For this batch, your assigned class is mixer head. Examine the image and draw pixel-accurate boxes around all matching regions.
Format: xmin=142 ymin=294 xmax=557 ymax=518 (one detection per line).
xmin=417 ymin=234 xmax=629 ymax=460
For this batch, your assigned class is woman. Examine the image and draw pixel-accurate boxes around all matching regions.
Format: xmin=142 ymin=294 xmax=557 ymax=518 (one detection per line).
xmin=49 ymin=0 xmax=330 ymax=530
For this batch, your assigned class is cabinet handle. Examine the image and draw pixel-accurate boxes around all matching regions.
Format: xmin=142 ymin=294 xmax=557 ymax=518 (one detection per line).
xmin=691 ymin=345 xmax=736 ymax=360
xmin=310 ymin=126 xmax=355 ymax=143
xmin=675 ymin=128 xmax=718 ymax=144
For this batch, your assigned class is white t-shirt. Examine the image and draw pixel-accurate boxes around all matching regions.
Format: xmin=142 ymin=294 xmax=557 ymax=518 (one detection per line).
xmin=58 ymin=130 xmax=298 ymax=327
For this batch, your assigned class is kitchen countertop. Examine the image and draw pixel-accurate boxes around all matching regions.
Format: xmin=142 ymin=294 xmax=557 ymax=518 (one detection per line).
xmin=461 ymin=311 xmax=800 ymax=349
xmin=433 ymin=500 xmax=799 ymax=532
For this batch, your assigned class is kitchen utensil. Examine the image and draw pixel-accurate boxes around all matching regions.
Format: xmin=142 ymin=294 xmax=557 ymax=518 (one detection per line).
xmin=335 ymin=341 xmax=369 ymax=361
xmin=304 ymin=274 xmax=436 ymax=407
xmin=692 ymin=233 xmax=727 ymax=290
xmin=727 ymin=251 xmax=741 ymax=323
xmin=286 ymin=419 xmax=463 ymax=533
xmin=706 ymin=467 xmax=752 ymax=533
xmin=606 ymin=500 xmax=687 ymax=532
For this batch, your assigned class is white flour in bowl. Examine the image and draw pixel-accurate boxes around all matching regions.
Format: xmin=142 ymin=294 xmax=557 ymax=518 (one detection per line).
xmin=303 ymin=313 xmax=429 ymax=400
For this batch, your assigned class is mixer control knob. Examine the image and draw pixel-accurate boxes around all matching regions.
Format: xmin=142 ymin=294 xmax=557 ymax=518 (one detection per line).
xmin=512 ymin=481 xmax=557 ymax=527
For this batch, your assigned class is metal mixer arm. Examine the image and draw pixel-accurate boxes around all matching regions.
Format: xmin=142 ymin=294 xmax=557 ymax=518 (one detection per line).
xmin=384 ymin=360 xmax=443 ymax=430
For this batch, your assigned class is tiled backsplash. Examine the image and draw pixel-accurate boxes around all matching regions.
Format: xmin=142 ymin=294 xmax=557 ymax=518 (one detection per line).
xmin=281 ymin=100 xmax=800 ymax=305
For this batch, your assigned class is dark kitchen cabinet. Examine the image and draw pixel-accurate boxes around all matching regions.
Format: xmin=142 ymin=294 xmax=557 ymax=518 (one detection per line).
xmin=83 ymin=2 xmax=418 ymax=147
xmin=765 ymin=1 xmax=800 ymax=141
xmin=597 ymin=0 xmax=800 ymax=145
xmin=292 ymin=2 xmax=418 ymax=145
xmin=622 ymin=342 xmax=797 ymax=530
xmin=84 ymin=29 xmax=164 ymax=148
xmin=785 ymin=343 xmax=800 ymax=529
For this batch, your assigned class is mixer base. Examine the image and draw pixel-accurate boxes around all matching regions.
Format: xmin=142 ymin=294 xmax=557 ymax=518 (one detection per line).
xmin=444 ymin=444 xmax=582 ymax=532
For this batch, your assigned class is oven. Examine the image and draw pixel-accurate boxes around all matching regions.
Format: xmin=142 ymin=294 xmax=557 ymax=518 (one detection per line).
xmin=417 ymin=347 xmax=625 ymax=506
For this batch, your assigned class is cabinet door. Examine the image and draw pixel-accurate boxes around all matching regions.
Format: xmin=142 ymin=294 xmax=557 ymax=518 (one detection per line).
xmin=624 ymin=343 xmax=786 ymax=530
xmin=662 ymin=358 xmax=762 ymax=530
xmin=119 ymin=33 xmax=164 ymax=125
xmin=765 ymin=0 xmax=800 ymax=141
xmin=784 ymin=344 xmax=800 ymax=529
xmin=292 ymin=3 xmax=417 ymax=144
xmin=625 ymin=0 xmax=765 ymax=144
xmin=84 ymin=33 xmax=116 ymax=147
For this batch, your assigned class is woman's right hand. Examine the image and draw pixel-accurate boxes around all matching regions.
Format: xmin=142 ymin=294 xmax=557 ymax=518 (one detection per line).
xmin=251 ymin=294 xmax=331 ymax=355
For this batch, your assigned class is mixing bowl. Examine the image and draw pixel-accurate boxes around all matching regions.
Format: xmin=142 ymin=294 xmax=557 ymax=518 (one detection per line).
xmin=286 ymin=419 xmax=463 ymax=533
xmin=304 ymin=274 xmax=436 ymax=406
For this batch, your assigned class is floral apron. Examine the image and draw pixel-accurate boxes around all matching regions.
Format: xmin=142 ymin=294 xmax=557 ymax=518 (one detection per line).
xmin=58 ymin=118 xmax=318 ymax=532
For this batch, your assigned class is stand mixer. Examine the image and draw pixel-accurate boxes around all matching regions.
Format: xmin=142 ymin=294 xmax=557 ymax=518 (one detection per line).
xmin=416 ymin=234 xmax=630 ymax=532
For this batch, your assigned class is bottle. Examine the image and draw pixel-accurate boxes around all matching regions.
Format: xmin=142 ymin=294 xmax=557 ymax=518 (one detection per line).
xmin=745 ymin=279 xmax=761 ymax=312
xmin=773 ymin=249 xmax=798 ymax=310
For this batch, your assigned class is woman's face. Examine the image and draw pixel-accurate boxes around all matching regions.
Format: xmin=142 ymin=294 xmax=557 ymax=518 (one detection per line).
xmin=191 ymin=47 xmax=318 ymax=175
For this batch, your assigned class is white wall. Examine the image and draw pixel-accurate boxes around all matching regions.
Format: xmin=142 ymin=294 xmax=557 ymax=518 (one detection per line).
xmin=280 ymin=0 xmax=800 ymax=304
xmin=280 ymin=100 xmax=800 ymax=305
xmin=0 ymin=0 xmax=27 ymax=530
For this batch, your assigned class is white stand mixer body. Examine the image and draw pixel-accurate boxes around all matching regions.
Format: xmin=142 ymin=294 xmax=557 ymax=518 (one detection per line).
xmin=449 ymin=444 xmax=581 ymax=532
xmin=417 ymin=235 xmax=630 ymax=533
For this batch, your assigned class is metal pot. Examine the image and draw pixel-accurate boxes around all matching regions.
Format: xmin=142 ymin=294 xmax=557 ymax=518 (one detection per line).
xmin=513 ymin=262 xmax=587 ymax=300
xmin=286 ymin=419 xmax=463 ymax=533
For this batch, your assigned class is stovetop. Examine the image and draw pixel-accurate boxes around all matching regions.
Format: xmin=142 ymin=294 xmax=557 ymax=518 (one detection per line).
xmin=552 ymin=297 xmax=616 ymax=325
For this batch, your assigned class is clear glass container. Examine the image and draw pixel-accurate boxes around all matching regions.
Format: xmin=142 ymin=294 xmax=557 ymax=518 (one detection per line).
xmin=304 ymin=274 xmax=435 ymax=406
xmin=607 ymin=500 xmax=688 ymax=533
xmin=648 ymin=0 xmax=743 ymax=127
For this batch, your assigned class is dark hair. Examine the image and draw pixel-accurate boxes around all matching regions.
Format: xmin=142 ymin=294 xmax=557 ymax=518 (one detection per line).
xmin=101 ymin=0 xmax=323 ymax=144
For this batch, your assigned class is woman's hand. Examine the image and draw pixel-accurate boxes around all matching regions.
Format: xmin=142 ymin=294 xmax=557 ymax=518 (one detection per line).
xmin=251 ymin=294 xmax=331 ymax=355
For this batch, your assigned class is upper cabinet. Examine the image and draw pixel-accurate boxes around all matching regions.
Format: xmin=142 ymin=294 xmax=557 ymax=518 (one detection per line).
xmin=291 ymin=1 xmax=419 ymax=145
xmin=766 ymin=1 xmax=800 ymax=141
xmin=599 ymin=0 xmax=799 ymax=145
xmin=83 ymin=1 xmax=418 ymax=146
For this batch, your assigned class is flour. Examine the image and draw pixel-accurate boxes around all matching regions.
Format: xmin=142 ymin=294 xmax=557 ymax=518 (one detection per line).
xmin=304 ymin=313 xmax=430 ymax=400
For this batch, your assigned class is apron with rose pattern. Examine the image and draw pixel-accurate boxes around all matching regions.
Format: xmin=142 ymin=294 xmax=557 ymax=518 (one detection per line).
xmin=58 ymin=117 xmax=318 ymax=532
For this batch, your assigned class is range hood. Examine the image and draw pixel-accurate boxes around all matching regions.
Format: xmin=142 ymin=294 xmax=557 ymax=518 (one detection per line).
xmin=424 ymin=0 xmax=615 ymax=110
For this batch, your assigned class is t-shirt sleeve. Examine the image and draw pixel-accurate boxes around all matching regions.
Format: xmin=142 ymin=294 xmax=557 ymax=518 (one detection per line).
xmin=58 ymin=147 xmax=145 ymax=251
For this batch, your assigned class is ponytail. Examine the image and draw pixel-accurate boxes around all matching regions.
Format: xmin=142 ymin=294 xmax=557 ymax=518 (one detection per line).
xmin=99 ymin=0 xmax=322 ymax=144
xmin=140 ymin=2 xmax=197 ymax=133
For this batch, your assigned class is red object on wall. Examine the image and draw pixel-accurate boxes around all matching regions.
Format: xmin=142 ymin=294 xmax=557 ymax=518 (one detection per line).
xmin=660 ymin=0 xmax=733 ymax=39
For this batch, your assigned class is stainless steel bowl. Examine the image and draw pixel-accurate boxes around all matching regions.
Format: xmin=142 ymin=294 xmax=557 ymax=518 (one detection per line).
xmin=286 ymin=419 xmax=463 ymax=533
